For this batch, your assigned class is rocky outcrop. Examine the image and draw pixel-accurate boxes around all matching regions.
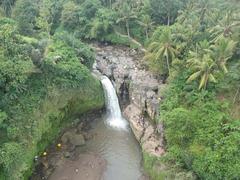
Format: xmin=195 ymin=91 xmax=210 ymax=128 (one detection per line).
xmin=93 ymin=44 xmax=165 ymax=157
xmin=61 ymin=131 xmax=86 ymax=147
xmin=124 ymin=104 xmax=164 ymax=156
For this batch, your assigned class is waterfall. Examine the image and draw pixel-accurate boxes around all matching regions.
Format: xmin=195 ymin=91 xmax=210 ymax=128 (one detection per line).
xmin=101 ymin=76 xmax=128 ymax=130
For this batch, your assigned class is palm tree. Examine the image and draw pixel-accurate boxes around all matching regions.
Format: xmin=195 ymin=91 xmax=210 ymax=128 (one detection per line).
xmin=209 ymin=12 xmax=240 ymax=42
xmin=177 ymin=2 xmax=195 ymax=24
xmin=116 ymin=2 xmax=137 ymax=38
xmin=137 ymin=15 xmax=154 ymax=40
xmin=187 ymin=54 xmax=217 ymax=90
xmin=144 ymin=28 xmax=177 ymax=75
xmin=187 ymin=38 xmax=236 ymax=90
xmin=210 ymin=37 xmax=236 ymax=73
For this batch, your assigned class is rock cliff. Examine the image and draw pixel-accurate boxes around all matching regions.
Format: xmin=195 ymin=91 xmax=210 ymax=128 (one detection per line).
xmin=94 ymin=44 xmax=166 ymax=157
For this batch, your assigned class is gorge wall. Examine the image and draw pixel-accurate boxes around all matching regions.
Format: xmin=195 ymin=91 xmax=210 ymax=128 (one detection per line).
xmin=93 ymin=44 xmax=166 ymax=157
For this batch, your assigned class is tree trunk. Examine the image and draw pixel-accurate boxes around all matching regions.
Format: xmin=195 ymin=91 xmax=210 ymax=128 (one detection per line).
xmin=167 ymin=11 xmax=170 ymax=26
xmin=233 ymin=87 xmax=240 ymax=104
xmin=166 ymin=55 xmax=171 ymax=76
xmin=109 ymin=0 xmax=112 ymax=9
xmin=166 ymin=0 xmax=170 ymax=26
xmin=126 ymin=20 xmax=130 ymax=38
xmin=145 ymin=29 xmax=149 ymax=40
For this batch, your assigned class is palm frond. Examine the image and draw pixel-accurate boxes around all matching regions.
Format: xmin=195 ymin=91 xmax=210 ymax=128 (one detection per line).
xmin=187 ymin=71 xmax=202 ymax=83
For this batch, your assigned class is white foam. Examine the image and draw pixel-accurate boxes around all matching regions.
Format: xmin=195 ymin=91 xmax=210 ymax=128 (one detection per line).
xmin=101 ymin=76 xmax=129 ymax=130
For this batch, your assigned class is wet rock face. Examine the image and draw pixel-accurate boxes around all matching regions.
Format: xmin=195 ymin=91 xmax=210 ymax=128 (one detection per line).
xmin=123 ymin=105 xmax=165 ymax=157
xmin=94 ymin=44 xmax=166 ymax=157
xmin=94 ymin=44 xmax=164 ymax=119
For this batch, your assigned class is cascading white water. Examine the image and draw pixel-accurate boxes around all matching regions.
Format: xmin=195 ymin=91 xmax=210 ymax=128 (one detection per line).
xmin=101 ymin=76 xmax=128 ymax=130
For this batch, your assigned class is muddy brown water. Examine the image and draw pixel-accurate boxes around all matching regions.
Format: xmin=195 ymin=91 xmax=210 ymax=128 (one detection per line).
xmin=81 ymin=116 xmax=143 ymax=180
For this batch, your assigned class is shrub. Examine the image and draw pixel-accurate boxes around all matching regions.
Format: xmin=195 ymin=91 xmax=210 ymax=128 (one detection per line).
xmin=13 ymin=0 xmax=39 ymax=35
xmin=160 ymin=73 xmax=240 ymax=179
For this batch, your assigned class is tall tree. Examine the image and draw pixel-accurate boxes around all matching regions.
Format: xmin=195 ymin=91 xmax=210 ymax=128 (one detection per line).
xmin=137 ymin=14 xmax=154 ymax=40
xmin=12 ymin=0 xmax=39 ymax=35
xmin=186 ymin=38 xmax=236 ymax=89
xmin=187 ymin=54 xmax=217 ymax=90
xmin=210 ymin=11 xmax=240 ymax=42
xmin=149 ymin=0 xmax=187 ymax=25
xmin=211 ymin=37 xmax=236 ymax=73
xmin=36 ymin=0 xmax=52 ymax=38
xmin=61 ymin=1 xmax=80 ymax=31
xmin=144 ymin=28 xmax=177 ymax=75
xmin=117 ymin=2 xmax=137 ymax=38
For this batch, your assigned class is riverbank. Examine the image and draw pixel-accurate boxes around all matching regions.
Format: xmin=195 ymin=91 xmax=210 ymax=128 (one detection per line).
xmin=30 ymin=111 xmax=107 ymax=180
xmin=31 ymin=74 xmax=145 ymax=180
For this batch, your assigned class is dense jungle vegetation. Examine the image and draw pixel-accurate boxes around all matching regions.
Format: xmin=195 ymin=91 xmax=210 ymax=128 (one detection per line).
xmin=0 ymin=0 xmax=239 ymax=179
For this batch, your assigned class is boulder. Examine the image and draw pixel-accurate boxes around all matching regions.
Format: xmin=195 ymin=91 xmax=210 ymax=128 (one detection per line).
xmin=69 ymin=133 xmax=85 ymax=146
xmin=77 ymin=122 xmax=84 ymax=132
xmin=61 ymin=132 xmax=85 ymax=146
xmin=61 ymin=132 xmax=71 ymax=144
xmin=64 ymin=152 xmax=71 ymax=158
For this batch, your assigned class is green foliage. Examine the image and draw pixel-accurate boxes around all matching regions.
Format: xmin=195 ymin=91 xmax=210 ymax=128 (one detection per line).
xmin=12 ymin=0 xmax=39 ymax=35
xmin=116 ymin=2 xmax=137 ymax=38
xmin=0 ymin=0 xmax=16 ymax=17
xmin=0 ymin=19 xmax=34 ymax=100
xmin=47 ymin=0 xmax=65 ymax=34
xmin=0 ymin=111 xmax=7 ymax=128
xmin=104 ymin=33 xmax=131 ymax=46
xmin=36 ymin=0 xmax=53 ymax=37
xmin=137 ymin=14 xmax=154 ymax=40
xmin=149 ymin=0 xmax=187 ymax=25
xmin=0 ymin=0 xmax=239 ymax=179
xmin=0 ymin=34 xmax=104 ymax=179
xmin=0 ymin=142 xmax=23 ymax=176
xmin=160 ymin=73 xmax=240 ymax=179
xmin=143 ymin=152 xmax=196 ymax=180
xmin=61 ymin=1 xmax=80 ymax=31
xmin=89 ymin=8 xmax=117 ymax=40
xmin=0 ymin=1 xmax=105 ymax=178
xmin=144 ymin=27 xmax=177 ymax=75
xmin=80 ymin=0 xmax=101 ymax=19
xmin=52 ymin=31 xmax=95 ymax=69
xmin=186 ymin=38 xmax=236 ymax=89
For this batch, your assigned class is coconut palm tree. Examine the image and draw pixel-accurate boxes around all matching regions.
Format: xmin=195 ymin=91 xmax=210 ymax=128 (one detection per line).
xmin=187 ymin=38 xmax=236 ymax=89
xmin=184 ymin=40 xmax=211 ymax=69
xmin=177 ymin=2 xmax=195 ymax=24
xmin=210 ymin=37 xmax=236 ymax=73
xmin=209 ymin=12 xmax=240 ymax=42
xmin=144 ymin=28 xmax=177 ymax=75
xmin=187 ymin=54 xmax=217 ymax=90
xmin=116 ymin=2 xmax=137 ymax=38
xmin=137 ymin=15 xmax=154 ymax=40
